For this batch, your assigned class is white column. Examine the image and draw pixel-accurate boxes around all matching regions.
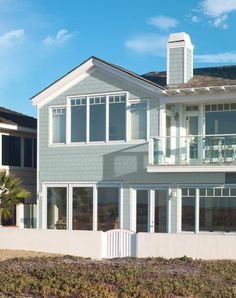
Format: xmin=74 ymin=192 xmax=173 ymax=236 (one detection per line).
xmin=68 ymin=185 xmax=73 ymax=231
xmin=130 ymin=189 xmax=136 ymax=232
xmin=176 ymin=188 xmax=182 ymax=233
xmin=167 ymin=188 xmax=172 ymax=233
xmin=119 ymin=187 xmax=123 ymax=229
xmin=93 ymin=186 xmax=98 ymax=231
xmin=195 ymin=188 xmax=200 ymax=233
xmin=148 ymin=138 xmax=154 ymax=165
xmin=16 ymin=203 xmax=24 ymax=228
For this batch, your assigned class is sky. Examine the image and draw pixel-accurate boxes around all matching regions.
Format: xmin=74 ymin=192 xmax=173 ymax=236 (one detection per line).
xmin=1 ymin=0 xmax=236 ymax=117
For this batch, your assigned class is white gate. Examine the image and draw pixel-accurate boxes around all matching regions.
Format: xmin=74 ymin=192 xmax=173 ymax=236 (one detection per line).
xmin=103 ymin=229 xmax=136 ymax=258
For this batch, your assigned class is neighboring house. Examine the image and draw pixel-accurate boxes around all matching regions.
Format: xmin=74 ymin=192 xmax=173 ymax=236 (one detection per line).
xmin=32 ymin=32 xmax=236 ymax=236
xmin=0 ymin=107 xmax=37 ymax=228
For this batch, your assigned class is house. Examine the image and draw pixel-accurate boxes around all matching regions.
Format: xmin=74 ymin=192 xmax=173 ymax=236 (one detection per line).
xmin=0 ymin=107 xmax=37 ymax=228
xmin=31 ymin=32 xmax=236 ymax=257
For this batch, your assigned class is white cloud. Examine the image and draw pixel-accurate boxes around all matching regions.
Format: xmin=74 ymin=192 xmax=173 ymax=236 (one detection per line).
xmin=191 ymin=15 xmax=200 ymax=23
xmin=125 ymin=34 xmax=167 ymax=56
xmin=195 ymin=51 xmax=236 ymax=62
xmin=147 ymin=15 xmax=179 ymax=30
xmin=43 ymin=29 xmax=78 ymax=46
xmin=0 ymin=29 xmax=24 ymax=47
xmin=200 ymin=0 xmax=236 ymax=28
xmin=200 ymin=0 xmax=236 ymax=17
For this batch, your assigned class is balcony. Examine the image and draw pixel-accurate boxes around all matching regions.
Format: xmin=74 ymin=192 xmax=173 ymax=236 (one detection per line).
xmin=148 ymin=134 xmax=236 ymax=172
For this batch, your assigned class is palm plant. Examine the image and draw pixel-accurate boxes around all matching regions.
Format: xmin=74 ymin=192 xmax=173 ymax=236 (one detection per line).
xmin=0 ymin=170 xmax=31 ymax=225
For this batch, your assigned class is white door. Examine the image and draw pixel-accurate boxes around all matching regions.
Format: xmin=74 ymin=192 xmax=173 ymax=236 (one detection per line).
xmin=185 ymin=114 xmax=200 ymax=164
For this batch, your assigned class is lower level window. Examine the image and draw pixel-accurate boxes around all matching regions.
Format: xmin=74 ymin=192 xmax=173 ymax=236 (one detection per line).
xmin=73 ymin=187 xmax=93 ymax=230
xmin=47 ymin=187 xmax=67 ymax=229
xmin=181 ymin=187 xmax=236 ymax=233
xmin=136 ymin=190 xmax=148 ymax=232
xmin=97 ymin=187 xmax=119 ymax=231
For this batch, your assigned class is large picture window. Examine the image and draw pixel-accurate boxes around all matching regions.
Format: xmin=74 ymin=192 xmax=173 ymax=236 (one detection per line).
xmin=97 ymin=187 xmax=119 ymax=231
xmin=47 ymin=187 xmax=67 ymax=229
xmin=181 ymin=187 xmax=236 ymax=233
xmin=73 ymin=187 xmax=93 ymax=230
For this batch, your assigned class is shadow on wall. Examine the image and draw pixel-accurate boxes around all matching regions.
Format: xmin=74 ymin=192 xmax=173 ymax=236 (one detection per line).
xmin=102 ymin=143 xmax=149 ymax=182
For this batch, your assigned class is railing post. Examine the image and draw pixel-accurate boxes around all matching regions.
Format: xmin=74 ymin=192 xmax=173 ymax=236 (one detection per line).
xmin=148 ymin=138 xmax=154 ymax=165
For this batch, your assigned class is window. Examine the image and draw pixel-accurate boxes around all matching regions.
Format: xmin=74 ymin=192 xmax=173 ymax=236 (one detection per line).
xmin=2 ymin=135 xmax=21 ymax=166
xmin=97 ymin=187 xmax=119 ymax=231
xmin=47 ymin=187 xmax=67 ymax=229
xmin=33 ymin=139 xmax=37 ymax=168
xmin=181 ymin=187 xmax=236 ymax=233
xmin=71 ymin=98 xmax=86 ymax=142
xmin=200 ymin=188 xmax=236 ymax=232
xmin=24 ymin=138 xmax=33 ymax=167
xmin=136 ymin=190 xmax=148 ymax=232
xmin=205 ymin=103 xmax=236 ymax=135
xmin=73 ymin=187 xmax=93 ymax=230
xmin=155 ymin=190 xmax=167 ymax=233
xmin=130 ymin=101 xmax=147 ymax=140
xmin=181 ymin=188 xmax=195 ymax=232
xmin=52 ymin=107 xmax=66 ymax=143
xmin=109 ymin=95 xmax=126 ymax=141
xmin=90 ymin=96 xmax=106 ymax=141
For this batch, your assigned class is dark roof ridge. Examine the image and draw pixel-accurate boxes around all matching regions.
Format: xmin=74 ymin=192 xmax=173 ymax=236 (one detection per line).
xmin=0 ymin=106 xmax=36 ymax=120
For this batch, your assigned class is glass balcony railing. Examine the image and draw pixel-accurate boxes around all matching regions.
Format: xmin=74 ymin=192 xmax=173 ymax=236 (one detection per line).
xmin=148 ymin=134 xmax=236 ymax=166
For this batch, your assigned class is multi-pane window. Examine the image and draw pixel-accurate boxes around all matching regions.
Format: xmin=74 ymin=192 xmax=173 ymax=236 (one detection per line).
xmin=71 ymin=98 xmax=86 ymax=142
xmin=52 ymin=107 xmax=66 ymax=143
xmin=181 ymin=187 xmax=236 ymax=233
xmin=130 ymin=101 xmax=147 ymax=140
xmin=89 ymin=96 xmax=106 ymax=141
xmin=51 ymin=93 xmax=149 ymax=144
xmin=205 ymin=103 xmax=236 ymax=135
xmin=109 ymin=95 xmax=126 ymax=141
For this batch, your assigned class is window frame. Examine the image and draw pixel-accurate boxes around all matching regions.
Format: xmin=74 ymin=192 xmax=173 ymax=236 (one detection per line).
xmin=179 ymin=185 xmax=236 ymax=234
xmin=49 ymin=92 xmax=150 ymax=146
xmin=42 ymin=181 xmax=123 ymax=231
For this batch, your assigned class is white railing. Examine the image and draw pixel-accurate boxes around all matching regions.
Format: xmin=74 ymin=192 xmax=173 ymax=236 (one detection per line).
xmin=149 ymin=134 xmax=236 ymax=166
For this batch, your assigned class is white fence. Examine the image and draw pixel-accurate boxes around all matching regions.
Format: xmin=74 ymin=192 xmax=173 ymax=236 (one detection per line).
xmin=0 ymin=228 xmax=235 ymax=259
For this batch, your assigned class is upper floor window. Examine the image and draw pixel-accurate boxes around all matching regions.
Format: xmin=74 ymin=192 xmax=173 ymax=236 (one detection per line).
xmin=1 ymin=135 xmax=36 ymax=168
xmin=52 ymin=107 xmax=66 ymax=143
xmin=130 ymin=101 xmax=147 ymax=140
xmin=205 ymin=103 xmax=236 ymax=135
xmin=50 ymin=93 xmax=148 ymax=145
xmin=2 ymin=135 xmax=21 ymax=166
xmin=71 ymin=93 xmax=126 ymax=143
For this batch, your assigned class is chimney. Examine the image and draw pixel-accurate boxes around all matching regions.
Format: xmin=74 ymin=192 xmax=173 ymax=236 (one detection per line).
xmin=167 ymin=32 xmax=194 ymax=85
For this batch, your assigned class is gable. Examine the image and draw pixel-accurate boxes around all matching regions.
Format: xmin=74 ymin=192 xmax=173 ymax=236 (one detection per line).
xmin=32 ymin=57 xmax=163 ymax=108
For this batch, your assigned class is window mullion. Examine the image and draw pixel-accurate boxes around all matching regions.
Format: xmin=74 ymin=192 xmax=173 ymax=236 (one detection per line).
xmin=106 ymin=95 xmax=109 ymax=142
xmin=86 ymin=97 xmax=90 ymax=143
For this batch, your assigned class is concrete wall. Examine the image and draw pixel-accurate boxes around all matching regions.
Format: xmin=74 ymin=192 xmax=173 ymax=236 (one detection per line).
xmin=136 ymin=233 xmax=236 ymax=260
xmin=0 ymin=229 xmax=103 ymax=259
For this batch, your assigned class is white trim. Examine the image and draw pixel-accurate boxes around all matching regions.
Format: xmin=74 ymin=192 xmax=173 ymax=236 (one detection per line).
xmin=149 ymin=189 xmax=155 ymax=233
xmin=195 ymin=188 xmax=199 ymax=234
xmin=147 ymin=165 xmax=236 ymax=173
xmin=31 ymin=57 xmax=163 ymax=108
xmin=119 ymin=187 xmax=123 ymax=229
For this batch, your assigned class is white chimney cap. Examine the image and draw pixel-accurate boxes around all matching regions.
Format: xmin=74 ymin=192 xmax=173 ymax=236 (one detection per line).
xmin=168 ymin=32 xmax=193 ymax=49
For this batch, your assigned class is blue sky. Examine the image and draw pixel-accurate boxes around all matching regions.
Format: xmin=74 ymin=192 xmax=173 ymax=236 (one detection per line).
xmin=1 ymin=0 xmax=236 ymax=117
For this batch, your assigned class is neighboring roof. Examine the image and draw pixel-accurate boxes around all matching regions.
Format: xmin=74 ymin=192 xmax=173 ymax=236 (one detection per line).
xmin=31 ymin=56 xmax=165 ymax=106
xmin=0 ymin=107 xmax=37 ymax=129
xmin=142 ymin=65 xmax=236 ymax=89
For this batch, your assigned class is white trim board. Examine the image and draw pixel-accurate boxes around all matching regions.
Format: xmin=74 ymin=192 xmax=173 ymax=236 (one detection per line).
xmin=31 ymin=57 xmax=163 ymax=108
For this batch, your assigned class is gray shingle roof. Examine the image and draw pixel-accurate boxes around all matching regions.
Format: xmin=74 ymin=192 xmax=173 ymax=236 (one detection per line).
xmin=143 ymin=65 xmax=236 ymax=89
xmin=0 ymin=107 xmax=37 ymax=129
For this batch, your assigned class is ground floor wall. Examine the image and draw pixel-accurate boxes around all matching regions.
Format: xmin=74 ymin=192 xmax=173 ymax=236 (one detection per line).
xmin=0 ymin=228 xmax=235 ymax=259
